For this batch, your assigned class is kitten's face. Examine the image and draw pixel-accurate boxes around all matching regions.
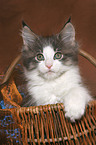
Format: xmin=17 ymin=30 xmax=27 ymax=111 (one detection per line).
xmin=36 ymin=46 xmax=64 ymax=79
xmin=21 ymin=22 xmax=78 ymax=80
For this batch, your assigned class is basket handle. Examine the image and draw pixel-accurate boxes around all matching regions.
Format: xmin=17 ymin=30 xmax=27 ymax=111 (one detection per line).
xmin=79 ymin=49 xmax=96 ymax=67
xmin=1 ymin=49 xmax=96 ymax=85
xmin=1 ymin=54 xmax=21 ymax=85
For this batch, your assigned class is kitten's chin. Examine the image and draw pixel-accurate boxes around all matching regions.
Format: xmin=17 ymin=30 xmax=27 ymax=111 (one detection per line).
xmin=41 ymin=71 xmax=60 ymax=80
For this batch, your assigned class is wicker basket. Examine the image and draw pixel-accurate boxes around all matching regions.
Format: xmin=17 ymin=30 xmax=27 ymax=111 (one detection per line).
xmin=0 ymin=49 xmax=96 ymax=145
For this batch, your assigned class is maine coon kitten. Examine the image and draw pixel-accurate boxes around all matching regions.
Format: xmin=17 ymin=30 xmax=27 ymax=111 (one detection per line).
xmin=21 ymin=20 xmax=92 ymax=122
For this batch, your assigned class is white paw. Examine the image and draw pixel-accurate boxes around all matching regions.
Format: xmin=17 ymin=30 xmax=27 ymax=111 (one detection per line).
xmin=65 ymin=105 xmax=85 ymax=122
xmin=44 ymin=95 xmax=61 ymax=105
xmin=63 ymin=87 xmax=90 ymax=122
xmin=49 ymin=95 xmax=62 ymax=104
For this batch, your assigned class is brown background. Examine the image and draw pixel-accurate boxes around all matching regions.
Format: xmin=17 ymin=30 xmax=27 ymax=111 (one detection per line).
xmin=0 ymin=0 xmax=96 ymax=96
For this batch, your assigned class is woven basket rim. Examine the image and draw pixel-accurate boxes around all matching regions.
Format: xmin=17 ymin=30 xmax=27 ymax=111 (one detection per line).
xmin=0 ymin=100 xmax=96 ymax=112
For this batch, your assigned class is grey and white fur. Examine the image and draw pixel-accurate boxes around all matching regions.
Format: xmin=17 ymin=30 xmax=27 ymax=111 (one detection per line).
xmin=21 ymin=20 xmax=92 ymax=122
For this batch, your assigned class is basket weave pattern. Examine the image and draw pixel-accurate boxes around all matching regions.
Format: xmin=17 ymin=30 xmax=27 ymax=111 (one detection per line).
xmin=0 ymin=100 xmax=96 ymax=144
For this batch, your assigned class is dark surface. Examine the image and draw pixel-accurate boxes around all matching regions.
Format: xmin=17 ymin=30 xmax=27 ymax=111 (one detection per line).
xmin=0 ymin=0 xmax=96 ymax=96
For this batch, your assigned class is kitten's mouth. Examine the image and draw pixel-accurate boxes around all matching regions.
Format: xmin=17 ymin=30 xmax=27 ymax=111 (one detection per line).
xmin=47 ymin=70 xmax=55 ymax=74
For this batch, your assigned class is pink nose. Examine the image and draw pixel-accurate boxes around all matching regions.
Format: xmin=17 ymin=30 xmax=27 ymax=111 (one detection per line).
xmin=46 ymin=65 xmax=52 ymax=69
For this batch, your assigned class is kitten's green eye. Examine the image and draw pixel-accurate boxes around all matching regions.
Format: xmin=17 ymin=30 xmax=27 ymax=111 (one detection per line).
xmin=36 ymin=54 xmax=44 ymax=61
xmin=54 ymin=52 xmax=63 ymax=60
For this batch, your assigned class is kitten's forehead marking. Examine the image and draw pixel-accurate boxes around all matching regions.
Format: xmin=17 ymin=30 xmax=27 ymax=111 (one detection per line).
xmin=43 ymin=46 xmax=55 ymax=59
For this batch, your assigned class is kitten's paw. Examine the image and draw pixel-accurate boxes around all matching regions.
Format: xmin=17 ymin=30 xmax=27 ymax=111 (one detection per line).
xmin=65 ymin=105 xmax=85 ymax=122
xmin=64 ymin=87 xmax=90 ymax=122
xmin=48 ymin=95 xmax=62 ymax=104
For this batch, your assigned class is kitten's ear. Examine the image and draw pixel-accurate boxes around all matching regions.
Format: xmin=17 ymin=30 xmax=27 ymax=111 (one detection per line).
xmin=59 ymin=22 xmax=75 ymax=45
xmin=21 ymin=21 xmax=38 ymax=47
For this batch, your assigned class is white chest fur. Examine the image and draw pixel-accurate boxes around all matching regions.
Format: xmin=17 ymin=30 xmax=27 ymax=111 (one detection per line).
xmin=25 ymin=66 xmax=81 ymax=106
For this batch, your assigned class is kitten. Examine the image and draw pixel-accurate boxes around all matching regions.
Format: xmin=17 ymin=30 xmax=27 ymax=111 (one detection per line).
xmin=21 ymin=20 xmax=92 ymax=122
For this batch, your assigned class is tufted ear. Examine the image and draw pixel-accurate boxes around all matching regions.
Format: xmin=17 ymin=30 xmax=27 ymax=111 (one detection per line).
xmin=21 ymin=21 xmax=38 ymax=48
xmin=59 ymin=22 xmax=75 ymax=45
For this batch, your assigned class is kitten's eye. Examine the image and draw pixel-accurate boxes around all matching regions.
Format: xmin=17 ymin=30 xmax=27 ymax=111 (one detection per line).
xmin=36 ymin=54 xmax=44 ymax=61
xmin=54 ymin=52 xmax=63 ymax=60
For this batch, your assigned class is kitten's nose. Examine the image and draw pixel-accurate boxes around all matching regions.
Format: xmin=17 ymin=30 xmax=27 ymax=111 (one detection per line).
xmin=46 ymin=65 xmax=52 ymax=69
